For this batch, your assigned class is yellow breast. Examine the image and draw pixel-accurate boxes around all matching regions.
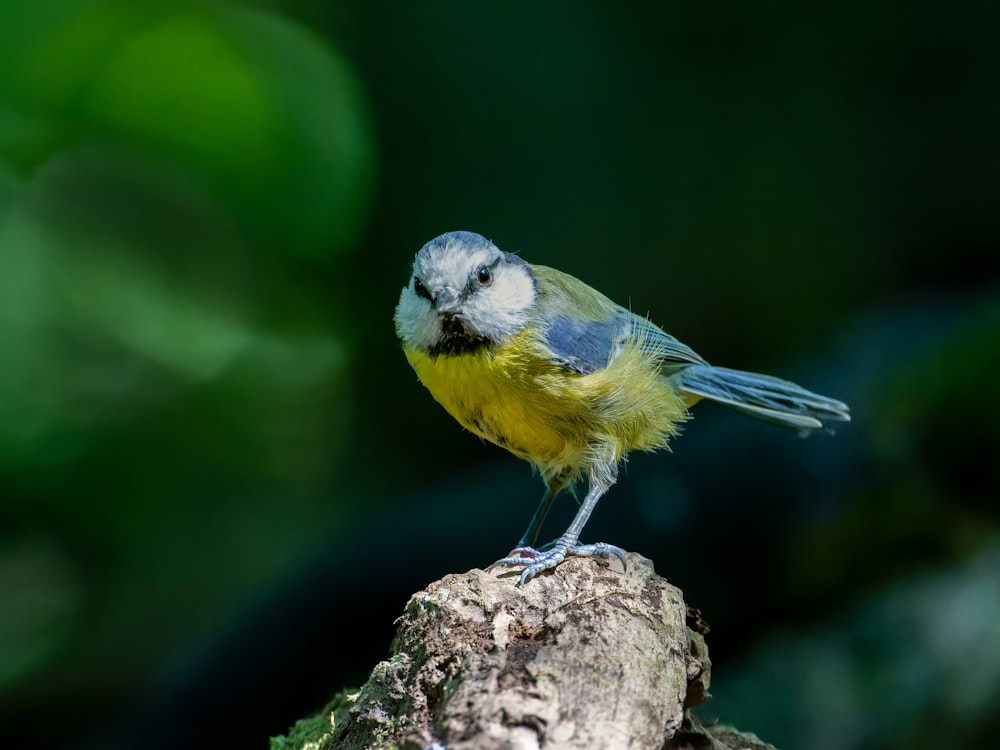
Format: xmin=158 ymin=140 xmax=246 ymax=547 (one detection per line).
xmin=404 ymin=329 xmax=690 ymax=481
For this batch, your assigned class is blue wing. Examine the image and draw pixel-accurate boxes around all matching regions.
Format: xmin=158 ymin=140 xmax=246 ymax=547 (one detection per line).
xmin=533 ymin=263 xmax=708 ymax=376
xmin=530 ymin=265 xmax=849 ymax=432
xmin=543 ymin=310 xmax=708 ymax=376
xmin=543 ymin=315 xmax=621 ymax=374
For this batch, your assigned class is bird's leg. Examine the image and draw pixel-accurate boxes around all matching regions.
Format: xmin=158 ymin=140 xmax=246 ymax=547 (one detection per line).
xmin=511 ymin=476 xmax=565 ymax=551
xmin=495 ymin=465 xmax=625 ymax=585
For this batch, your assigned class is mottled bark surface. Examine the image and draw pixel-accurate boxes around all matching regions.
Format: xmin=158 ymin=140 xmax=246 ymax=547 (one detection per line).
xmin=272 ymin=553 xmax=775 ymax=750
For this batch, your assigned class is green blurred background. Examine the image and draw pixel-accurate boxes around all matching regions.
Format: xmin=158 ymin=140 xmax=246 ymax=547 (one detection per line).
xmin=1 ymin=2 xmax=998 ymax=749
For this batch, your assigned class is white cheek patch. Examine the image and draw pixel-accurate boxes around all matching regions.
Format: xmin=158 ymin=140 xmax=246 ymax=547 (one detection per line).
xmin=394 ymin=284 xmax=440 ymax=349
xmin=463 ymin=263 xmax=537 ymax=341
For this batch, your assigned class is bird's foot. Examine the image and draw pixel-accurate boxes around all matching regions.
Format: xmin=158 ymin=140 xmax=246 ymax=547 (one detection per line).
xmin=495 ymin=537 xmax=627 ymax=585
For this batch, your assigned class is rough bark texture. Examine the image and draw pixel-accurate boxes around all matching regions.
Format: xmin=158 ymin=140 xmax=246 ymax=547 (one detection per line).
xmin=272 ymin=553 xmax=776 ymax=750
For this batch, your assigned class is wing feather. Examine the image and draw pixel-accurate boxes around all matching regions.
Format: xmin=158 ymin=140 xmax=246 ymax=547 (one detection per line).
xmin=532 ymin=264 xmax=707 ymax=375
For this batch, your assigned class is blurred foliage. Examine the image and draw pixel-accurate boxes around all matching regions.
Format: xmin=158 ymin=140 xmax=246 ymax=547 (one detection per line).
xmin=0 ymin=0 xmax=373 ymax=254
xmin=0 ymin=0 xmax=375 ymax=731
xmin=0 ymin=1 xmax=997 ymax=749
xmin=783 ymin=298 xmax=1000 ymax=604
xmin=710 ymin=541 xmax=1000 ymax=750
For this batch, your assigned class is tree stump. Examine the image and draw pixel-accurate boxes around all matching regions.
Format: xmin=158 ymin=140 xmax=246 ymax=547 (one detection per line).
xmin=272 ymin=552 xmax=776 ymax=750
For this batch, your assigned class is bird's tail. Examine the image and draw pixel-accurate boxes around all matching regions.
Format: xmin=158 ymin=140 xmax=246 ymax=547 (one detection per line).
xmin=673 ymin=365 xmax=850 ymax=432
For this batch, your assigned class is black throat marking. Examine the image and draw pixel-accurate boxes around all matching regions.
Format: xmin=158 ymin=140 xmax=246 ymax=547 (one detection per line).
xmin=428 ymin=316 xmax=492 ymax=357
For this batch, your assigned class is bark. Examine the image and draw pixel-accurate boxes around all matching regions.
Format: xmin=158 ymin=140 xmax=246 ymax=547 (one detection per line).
xmin=272 ymin=553 xmax=776 ymax=750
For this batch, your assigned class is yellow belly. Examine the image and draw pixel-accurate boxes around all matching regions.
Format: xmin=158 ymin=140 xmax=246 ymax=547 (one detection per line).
xmin=403 ymin=330 xmax=689 ymax=481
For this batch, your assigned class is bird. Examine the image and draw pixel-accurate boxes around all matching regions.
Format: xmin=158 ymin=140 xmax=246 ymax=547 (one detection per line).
xmin=394 ymin=231 xmax=850 ymax=585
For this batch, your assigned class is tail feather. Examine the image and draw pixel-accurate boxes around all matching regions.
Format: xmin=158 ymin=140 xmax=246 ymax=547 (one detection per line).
xmin=673 ymin=365 xmax=850 ymax=432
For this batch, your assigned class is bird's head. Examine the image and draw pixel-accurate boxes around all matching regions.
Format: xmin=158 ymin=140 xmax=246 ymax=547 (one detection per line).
xmin=395 ymin=231 xmax=537 ymax=356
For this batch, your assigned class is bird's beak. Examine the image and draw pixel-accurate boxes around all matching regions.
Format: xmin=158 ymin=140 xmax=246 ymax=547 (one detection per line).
xmin=434 ymin=288 xmax=462 ymax=316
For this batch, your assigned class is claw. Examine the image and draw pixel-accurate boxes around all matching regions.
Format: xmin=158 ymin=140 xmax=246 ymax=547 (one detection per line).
xmin=574 ymin=541 xmax=628 ymax=570
xmin=495 ymin=538 xmax=627 ymax=584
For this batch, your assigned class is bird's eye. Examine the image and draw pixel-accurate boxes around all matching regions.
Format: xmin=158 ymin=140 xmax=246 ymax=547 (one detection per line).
xmin=476 ymin=265 xmax=493 ymax=285
xmin=413 ymin=278 xmax=433 ymax=301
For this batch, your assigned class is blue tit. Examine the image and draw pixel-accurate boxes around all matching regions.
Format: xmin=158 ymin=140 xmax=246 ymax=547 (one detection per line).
xmin=395 ymin=231 xmax=850 ymax=584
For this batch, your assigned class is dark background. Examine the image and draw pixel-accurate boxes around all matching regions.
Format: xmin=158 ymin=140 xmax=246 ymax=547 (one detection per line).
xmin=1 ymin=2 xmax=998 ymax=749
